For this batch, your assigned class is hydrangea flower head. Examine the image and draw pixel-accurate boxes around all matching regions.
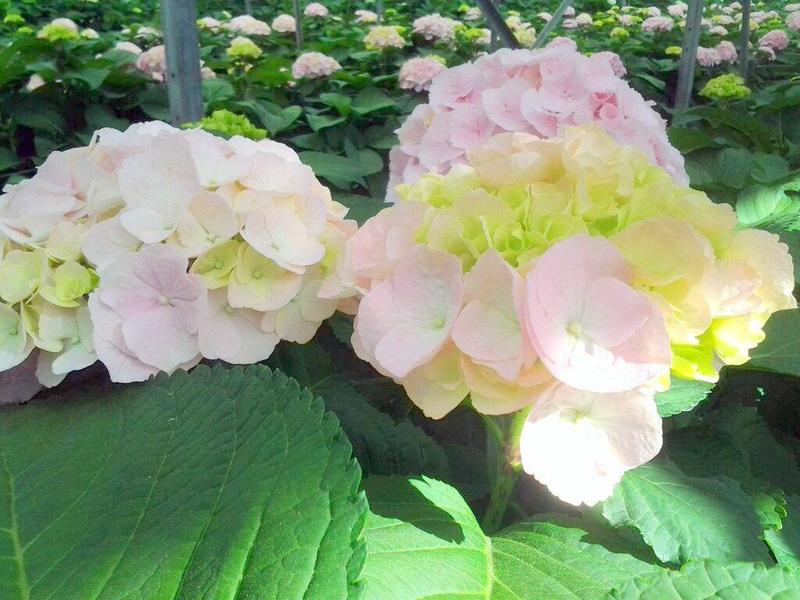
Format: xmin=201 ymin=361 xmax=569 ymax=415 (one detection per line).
xmin=0 ymin=122 xmax=357 ymax=389
xmin=413 ymin=14 xmax=459 ymax=44
xmin=399 ymin=57 xmax=447 ymax=92
xmin=364 ymin=26 xmax=406 ymax=51
xmin=304 ymin=2 xmax=329 ymax=17
xmin=37 ymin=18 xmax=80 ymax=42
xmin=225 ymin=15 xmax=271 ymax=36
xmin=272 ymin=14 xmax=296 ymax=33
xmin=388 ymin=45 xmax=687 ymax=201
xmin=700 ymin=73 xmax=751 ymax=100
xmin=227 ymin=36 xmax=262 ymax=60
xmin=350 ymin=124 xmax=795 ymax=506
xmin=292 ymin=52 xmax=342 ymax=79
xmin=355 ymin=10 xmax=378 ymax=24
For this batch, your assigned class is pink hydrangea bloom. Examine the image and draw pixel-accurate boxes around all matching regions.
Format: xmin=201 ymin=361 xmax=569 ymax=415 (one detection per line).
xmin=272 ymin=14 xmax=296 ymax=33
xmin=413 ymin=14 xmax=459 ymax=44
xmin=399 ymin=57 xmax=447 ymax=92
xmin=525 ymin=235 xmax=671 ymax=393
xmin=115 ymin=41 xmax=143 ymax=55
xmin=716 ymin=40 xmax=738 ymax=63
xmin=710 ymin=25 xmax=728 ymax=35
xmin=292 ymin=52 xmax=342 ymax=79
xmin=1 ymin=121 xmax=357 ymax=385
xmin=225 ymin=15 xmax=271 ymax=35
xmin=304 ymin=2 xmax=329 ymax=17
xmin=758 ymin=46 xmax=777 ymax=61
xmin=135 ymin=45 xmax=167 ymax=82
xmin=355 ymin=9 xmax=378 ymax=24
xmin=787 ymin=12 xmax=800 ymax=31
xmin=353 ymin=245 xmax=463 ymax=379
xmin=642 ymin=16 xmax=674 ymax=32
xmin=697 ymin=46 xmax=722 ymax=67
xmin=667 ymin=3 xmax=687 ymax=18
xmin=520 ymin=384 xmax=662 ymax=506
xmin=593 ymin=51 xmax=627 ymax=77
xmin=388 ymin=45 xmax=688 ymax=201
xmin=760 ymin=29 xmax=790 ymax=51
xmin=89 ymin=244 xmax=206 ymax=381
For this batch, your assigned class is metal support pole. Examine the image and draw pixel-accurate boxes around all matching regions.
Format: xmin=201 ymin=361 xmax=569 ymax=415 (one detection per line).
xmin=292 ymin=0 xmax=303 ymax=49
xmin=161 ymin=0 xmax=204 ymax=124
xmin=376 ymin=0 xmax=383 ymax=23
xmin=674 ymin=0 xmax=703 ymax=109
xmin=533 ymin=0 xmax=574 ymax=48
xmin=739 ymin=0 xmax=751 ymax=77
xmin=474 ymin=0 xmax=520 ymax=49
xmin=245 ymin=0 xmax=252 ymax=14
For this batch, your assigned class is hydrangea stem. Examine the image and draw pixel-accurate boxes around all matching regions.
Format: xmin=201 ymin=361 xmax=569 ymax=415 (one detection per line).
xmin=480 ymin=409 xmax=529 ymax=534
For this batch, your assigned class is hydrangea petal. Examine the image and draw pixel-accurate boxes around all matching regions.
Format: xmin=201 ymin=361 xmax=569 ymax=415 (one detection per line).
xmin=520 ymin=384 xmax=662 ymax=506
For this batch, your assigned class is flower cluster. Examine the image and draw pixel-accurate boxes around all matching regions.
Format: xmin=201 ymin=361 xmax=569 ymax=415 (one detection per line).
xmin=700 ymin=73 xmax=751 ymax=100
xmin=398 ymin=56 xmax=447 ymax=92
xmin=135 ymin=45 xmax=214 ymax=81
xmin=388 ymin=45 xmax=687 ymax=202
xmin=292 ymin=52 xmax=342 ymax=79
xmin=135 ymin=45 xmax=167 ymax=81
xmin=37 ymin=18 xmax=80 ymax=42
xmin=696 ymin=46 xmax=722 ymax=68
xmin=227 ymin=36 xmax=263 ymax=60
xmin=355 ymin=10 xmax=378 ymax=25
xmin=759 ymin=29 xmax=790 ymax=51
xmin=412 ymin=14 xmax=459 ymax=45
xmin=272 ymin=14 xmax=296 ymax=33
xmin=0 ymin=122 xmax=357 ymax=387
xmin=506 ymin=15 xmax=537 ymax=47
xmin=364 ymin=25 xmax=406 ymax=51
xmin=198 ymin=16 xmax=222 ymax=31
xmin=134 ymin=26 xmax=161 ymax=40
xmin=304 ymin=2 xmax=329 ymax=18
xmin=224 ymin=15 xmax=271 ymax=36
xmin=350 ymin=124 xmax=796 ymax=506
xmin=115 ymin=41 xmax=142 ymax=55
xmin=186 ymin=110 xmax=267 ymax=140
xmin=787 ymin=12 xmax=800 ymax=31
xmin=642 ymin=16 xmax=674 ymax=32
xmin=667 ymin=2 xmax=688 ymax=18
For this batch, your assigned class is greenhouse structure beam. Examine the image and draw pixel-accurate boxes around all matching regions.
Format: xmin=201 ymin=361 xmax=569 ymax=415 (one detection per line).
xmin=161 ymin=0 xmax=204 ymax=124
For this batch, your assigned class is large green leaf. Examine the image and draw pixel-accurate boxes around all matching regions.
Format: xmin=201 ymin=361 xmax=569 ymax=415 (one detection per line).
xmin=314 ymin=378 xmax=450 ymax=479
xmin=749 ymin=309 xmax=800 ymax=377
xmin=601 ymin=459 xmax=769 ymax=564
xmin=665 ymin=420 xmax=790 ymax=532
xmin=334 ymin=193 xmax=384 ymax=225
xmin=765 ymin=495 xmax=800 ymax=568
xmin=736 ymin=184 xmax=800 ymax=232
xmin=362 ymin=476 xmax=491 ymax=599
xmin=608 ymin=560 xmax=800 ymax=599
xmin=361 ymin=477 xmax=660 ymax=600
xmin=352 ymin=88 xmax=397 ymax=116
xmin=0 ymin=365 xmax=367 ymax=600
xmin=268 ymin=342 xmax=450 ymax=479
xmin=490 ymin=520 xmax=660 ymax=600
xmin=705 ymin=405 xmax=800 ymax=494
xmin=299 ymin=151 xmax=368 ymax=189
xmin=654 ymin=377 xmax=714 ymax=417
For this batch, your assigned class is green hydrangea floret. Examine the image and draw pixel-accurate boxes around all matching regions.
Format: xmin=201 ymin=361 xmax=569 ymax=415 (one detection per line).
xmin=700 ymin=73 xmax=751 ymax=100
xmin=185 ymin=110 xmax=267 ymax=140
